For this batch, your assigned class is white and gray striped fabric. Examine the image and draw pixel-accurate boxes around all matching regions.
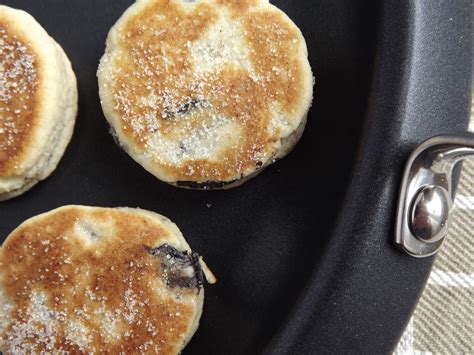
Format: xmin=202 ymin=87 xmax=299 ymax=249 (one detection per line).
xmin=395 ymin=100 xmax=474 ymax=354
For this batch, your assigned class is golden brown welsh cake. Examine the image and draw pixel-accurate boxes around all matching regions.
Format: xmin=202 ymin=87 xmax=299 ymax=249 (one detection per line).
xmin=98 ymin=0 xmax=313 ymax=189
xmin=0 ymin=206 xmax=216 ymax=354
xmin=0 ymin=6 xmax=77 ymax=200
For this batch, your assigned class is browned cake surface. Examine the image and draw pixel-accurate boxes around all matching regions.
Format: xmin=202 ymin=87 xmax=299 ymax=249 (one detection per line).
xmin=106 ymin=0 xmax=308 ymax=181
xmin=0 ymin=207 xmax=199 ymax=353
xmin=0 ymin=19 xmax=40 ymax=176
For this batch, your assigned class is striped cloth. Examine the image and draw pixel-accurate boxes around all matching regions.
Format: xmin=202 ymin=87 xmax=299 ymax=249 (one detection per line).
xmin=395 ymin=100 xmax=474 ymax=354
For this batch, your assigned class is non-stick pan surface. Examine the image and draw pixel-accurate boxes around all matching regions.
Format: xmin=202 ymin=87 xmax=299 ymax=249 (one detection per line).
xmin=0 ymin=0 xmax=471 ymax=353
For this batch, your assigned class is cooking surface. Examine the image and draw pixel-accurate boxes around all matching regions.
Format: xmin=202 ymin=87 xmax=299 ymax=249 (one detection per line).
xmin=1 ymin=0 xmax=471 ymax=353
xmin=0 ymin=1 xmax=378 ymax=353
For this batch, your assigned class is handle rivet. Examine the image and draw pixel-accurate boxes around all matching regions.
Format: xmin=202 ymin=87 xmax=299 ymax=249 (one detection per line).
xmin=410 ymin=185 xmax=451 ymax=243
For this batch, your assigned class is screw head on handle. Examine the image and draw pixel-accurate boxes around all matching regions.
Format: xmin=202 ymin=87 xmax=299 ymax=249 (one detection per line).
xmin=410 ymin=185 xmax=451 ymax=244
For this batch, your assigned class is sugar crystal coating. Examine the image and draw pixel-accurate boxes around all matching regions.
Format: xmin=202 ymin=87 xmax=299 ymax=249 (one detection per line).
xmin=0 ymin=24 xmax=38 ymax=174
xmin=99 ymin=0 xmax=313 ymax=184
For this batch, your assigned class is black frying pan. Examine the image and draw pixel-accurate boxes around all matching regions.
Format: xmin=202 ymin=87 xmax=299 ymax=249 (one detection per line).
xmin=0 ymin=0 xmax=471 ymax=353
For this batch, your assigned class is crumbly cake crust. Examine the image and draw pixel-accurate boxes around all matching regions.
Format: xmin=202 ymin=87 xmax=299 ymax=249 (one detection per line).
xmin=99 ymin=0 xmax=313 ymax=187
xmin=0 ymin=206 xmax=214 ymax=353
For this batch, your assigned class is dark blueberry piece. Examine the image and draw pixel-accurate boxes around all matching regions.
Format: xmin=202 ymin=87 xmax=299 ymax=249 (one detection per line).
xmin=179 ymin=142 xmax=188 ymax=153
xmin=164 ymin=98 xmax=202 ymax=119
xmin=144 ymin=244 xmax=206 ymax=293
xmin=177 ymin=99 xmax=199 ymax=114
xmin=191 ymin=251 xmax=205 ymax=289
xmin=176 ymin=180 xmax=236 ymax=189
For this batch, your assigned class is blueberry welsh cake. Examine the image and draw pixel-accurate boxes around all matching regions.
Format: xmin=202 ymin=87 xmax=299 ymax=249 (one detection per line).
xmin=98 ymin=0 xmax=313 ymax=189
xmin=0 ymin=5 xmax=77 ymax=200
xmin=0 ymin=205 xmax=216 ymax=353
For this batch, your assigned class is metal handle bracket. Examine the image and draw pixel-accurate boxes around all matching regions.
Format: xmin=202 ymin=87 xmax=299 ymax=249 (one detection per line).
xmin=395 ymin=134 xmax=474 ymax=257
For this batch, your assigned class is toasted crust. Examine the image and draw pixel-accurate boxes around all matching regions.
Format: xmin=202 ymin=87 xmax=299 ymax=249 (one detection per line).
xmin=98 ymin=0 xmax=313 ymax=187
xmin=0 ymin=6 xmax=77 ymax=200
xmin=0 ymin=10 xmax=41 ymax=176
xmin=0 ymin=206 xmax=215 ymax=353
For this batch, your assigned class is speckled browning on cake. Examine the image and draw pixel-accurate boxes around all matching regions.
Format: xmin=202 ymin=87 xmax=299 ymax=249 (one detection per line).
xmin=0 ymin=206 xmax=209 ymax=354
xmin=99 ymin=0 xmax=313 ymax=184
xmin=0 ymin=22 xmax=39 ymax=175
xmin=0 ymin=5 xmax=78 ymax=201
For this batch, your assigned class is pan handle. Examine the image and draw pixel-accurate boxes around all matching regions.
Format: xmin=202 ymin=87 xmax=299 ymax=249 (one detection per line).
xmin=395 ymin=133 xmax=474 ymax=257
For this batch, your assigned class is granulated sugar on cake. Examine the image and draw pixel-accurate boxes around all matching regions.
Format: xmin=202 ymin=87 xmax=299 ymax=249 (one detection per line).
xmin=98 ymin=0 xmax=313 ymax=189
xmin=0 ymin=5 xmax=78 ymax=200
xmin=0 ymin=206 xmax=216 ymax=354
